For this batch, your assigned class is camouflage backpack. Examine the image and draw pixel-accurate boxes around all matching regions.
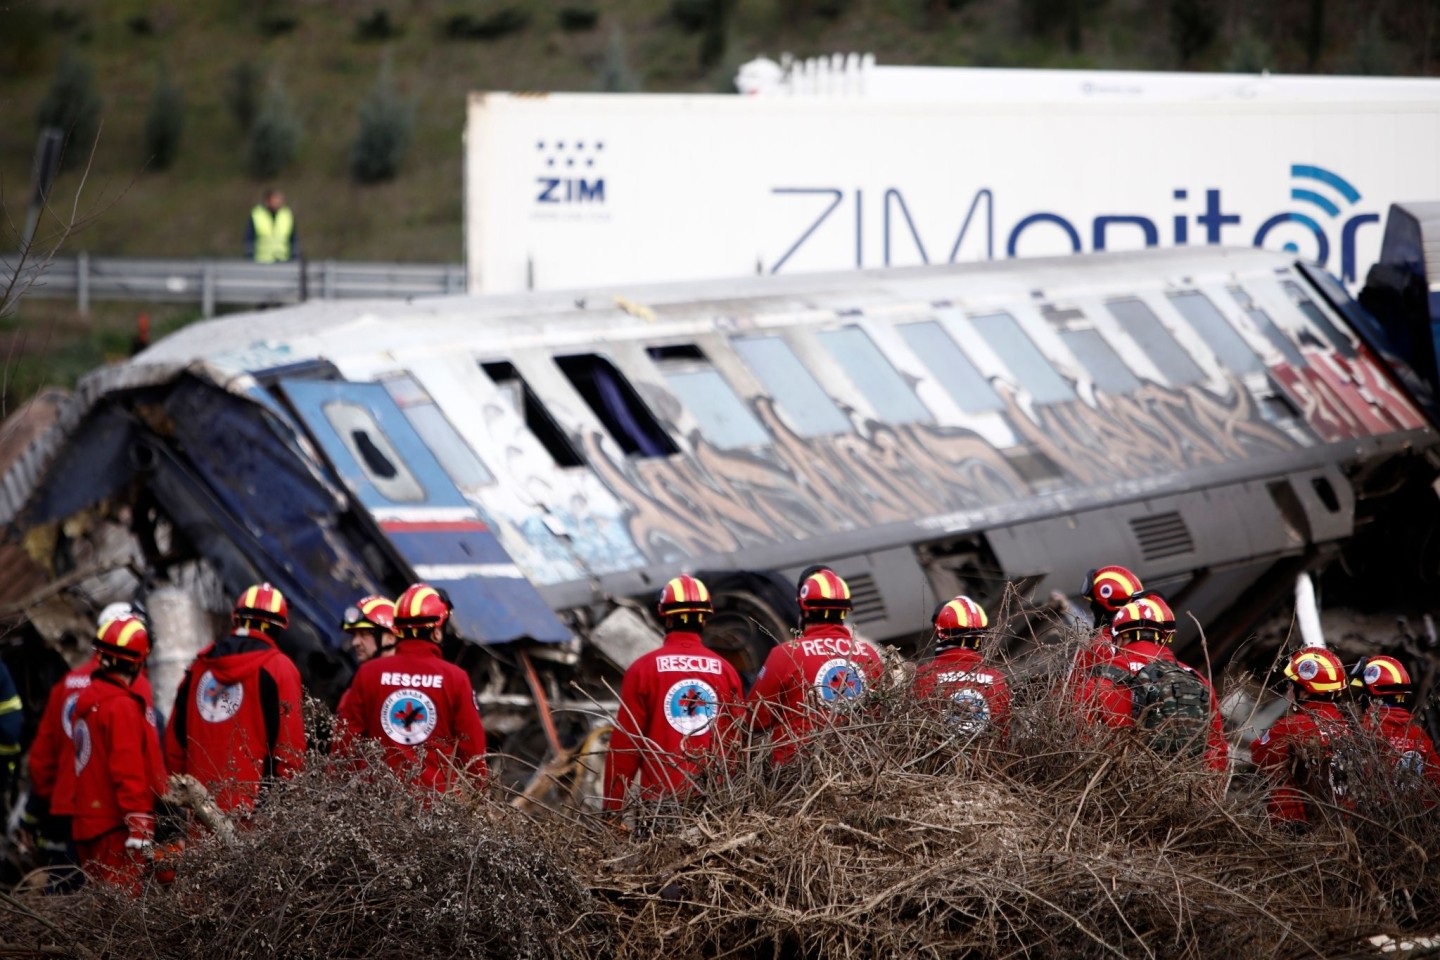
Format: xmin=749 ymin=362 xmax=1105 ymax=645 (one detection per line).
xmin=1091 ymin=659 xmax=1211 ymax=757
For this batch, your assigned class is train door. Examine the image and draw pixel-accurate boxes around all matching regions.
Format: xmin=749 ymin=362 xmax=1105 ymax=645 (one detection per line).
xmin=277 ymin=379 xmax=571 ymax=646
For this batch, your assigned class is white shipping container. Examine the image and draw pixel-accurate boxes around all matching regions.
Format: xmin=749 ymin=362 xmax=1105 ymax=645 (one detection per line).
xmin=464 ymin=92 xmax=1440 ymax=294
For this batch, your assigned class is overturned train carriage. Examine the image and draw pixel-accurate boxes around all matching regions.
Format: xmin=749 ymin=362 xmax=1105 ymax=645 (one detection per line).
xmin=2 ymin=246 xmax=1436 ymax=752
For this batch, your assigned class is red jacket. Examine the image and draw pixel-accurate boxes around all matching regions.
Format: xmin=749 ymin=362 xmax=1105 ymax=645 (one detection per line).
xmin=1250 ymin=700 xmax=1351 ymax=824
xmin=333 ymin=639 xmax=487 ymax=791
xmin=1075 ymin=641 xmax=1228 ymax=770
xmin=748 ymin=623 xmax=884 ymax=763
xmin=912 ymin=648 xmax=1012 ymax=735
xmin=164 ymin=631 xmax=305 ymax=812
xmin=1361 ymin=706 xmax=1440 ymax=791
xmin=69 ymin=672 xmax=166 ymax=843
xmin=1068 ymin=625 xmax=1119 ymax=685
xmin=602 ymin=631 xmax=743 ymax=811
xmin=36 ymin=660 xmax=154 ymax=817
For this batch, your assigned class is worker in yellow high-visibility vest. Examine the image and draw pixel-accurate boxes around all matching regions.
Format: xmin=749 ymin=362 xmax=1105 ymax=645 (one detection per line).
xmin=245 ymin=189 xmax=299 ymax=263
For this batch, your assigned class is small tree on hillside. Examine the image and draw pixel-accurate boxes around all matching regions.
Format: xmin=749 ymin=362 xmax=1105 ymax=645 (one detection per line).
xmin=1169 ymin=0 xmax=1219 ymax=65
xmin=37 ymin=49 xmax=103 ymax=171
xmin=226 ymin=60 xmax=261 ymax=132
xmin=144 ymin=62 xmax=185 ymax=170
xmin=598 ymin=27 xmax=640 ymax=92
xmin=349 ymin=60 xmax=413 ymax=184
xmin=247 ymin=77 xmax=300 ymax=179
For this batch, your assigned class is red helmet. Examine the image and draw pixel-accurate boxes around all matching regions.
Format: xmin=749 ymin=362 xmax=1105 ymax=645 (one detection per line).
xmin=934 ymin=596 xmax=988 ymax=639
xmin=95 ymin=615 xmax=151 ymax=664
xmin=1111 ymin=595 xmax=1175 ymax=643
xmin=233 ymin=583 xmax=289 ymax=631
xmin=1081 ymin=565 xmax=1144 ymax=613
xmin=797 ymin=568 xmax=852 ymax=616
xmin=1350 ymin=655 xmax=1412 ymax=701
xmin=657 ymin=575 xmax=712 ymax=620
xmin=342 ymin=595 xmax=396 ymax=633
xmin=1284 ymin=648 xmax=1346 ymax=697
xmin=393 ymin=583 xmax=450 ymax=638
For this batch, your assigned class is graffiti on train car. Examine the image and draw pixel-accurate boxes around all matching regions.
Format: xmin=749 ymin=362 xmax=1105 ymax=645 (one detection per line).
xmin=582 ymin=373 xmax=1302 ymax=563
xmin=584 ymin=397 xmax=1028 ymax=561
xmin=998 ymin=378 xmax=1300 ymax=487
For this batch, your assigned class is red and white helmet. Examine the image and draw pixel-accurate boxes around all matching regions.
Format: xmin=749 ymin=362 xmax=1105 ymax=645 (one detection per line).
xmin=342 ymin=595 xmax=396 ymax=633
xmin=1284 ymin=648 xmax=1347 ymax=697
xmin=933 ymin=596 xmax=988 ymax=642
xmin=1111 ymin=595 xmax=1175 ymax=644
xmin=233 ymin=583 xmax=289 ymax=632
xmin=393 ymin=583 xmax=450 ymax=639
xmin=657 ymin=575 xmax=712 ymax=620
xmin=797 ymin=568 xmax=852 ymax=619
xmin=95 ymin=615 xmax=151 ymax=665
xmin=1349 ymin=655 xmax=1412 ymax=702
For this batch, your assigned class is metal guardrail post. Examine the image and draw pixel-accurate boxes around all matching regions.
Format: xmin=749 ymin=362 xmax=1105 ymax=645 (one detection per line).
xmin=298 ymin=256 xmax=308 ymax=303
xmin=202 ymin=261 xmax=216 ymax=318
xmin=323 ymin=260 xmax=335 ymax=300
xmin=77 ymin=251 xmax=89 ymax=315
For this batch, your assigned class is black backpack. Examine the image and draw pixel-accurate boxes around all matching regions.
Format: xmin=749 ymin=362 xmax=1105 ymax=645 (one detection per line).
xmin=1092 ymin=659 xmax=1211 ymax=758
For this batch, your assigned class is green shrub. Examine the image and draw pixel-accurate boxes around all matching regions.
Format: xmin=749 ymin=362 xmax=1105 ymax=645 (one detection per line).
xmin=143 ymin=63 xmax=184 ymax=170
xmin=349 ymin=62 xmax=413 ymax=183
xmin=0 ymin=6 xmax=47 ymax=77
xmin=671 ymin=0 xmax=708 ymax=32
xmin=557 ymin=7 xmax=599 ymax=32
xmin=37 ymin=49 xmax=102 ymax=171
xmin=256 ymin=0 xmax=300 ymax=37
xmin=127 ymin=14 xmax=155 ymax=36
xmin=246 ymin=79 xmax=300 ymax=179
xmin=355 ymin=8 xmax=403 ymax=42
xmin=226 ymin=61 xmax=261 ymax=132
xmin=442 ymin=8 xmax=530 ymax=41
xmin=1169 ymin=0 xmax=1219 ymax=64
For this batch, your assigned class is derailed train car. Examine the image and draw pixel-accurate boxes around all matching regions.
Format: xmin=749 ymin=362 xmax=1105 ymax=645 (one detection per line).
xmin=1 ymin=245 xmax=1435 ymax=752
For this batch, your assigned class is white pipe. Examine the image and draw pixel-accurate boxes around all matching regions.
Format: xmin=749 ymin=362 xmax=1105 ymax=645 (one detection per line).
xmin=1294 ymin=573 xmax=1325 ymax=648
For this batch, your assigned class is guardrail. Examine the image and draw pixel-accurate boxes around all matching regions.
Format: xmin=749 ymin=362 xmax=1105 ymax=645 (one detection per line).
xmin=11 ymin=254 xmax=468 ymax=317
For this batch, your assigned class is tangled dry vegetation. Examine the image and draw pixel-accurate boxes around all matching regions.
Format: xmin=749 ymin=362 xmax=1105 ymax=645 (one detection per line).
xmin=4 ymin=629 xmax=1439 ymax=959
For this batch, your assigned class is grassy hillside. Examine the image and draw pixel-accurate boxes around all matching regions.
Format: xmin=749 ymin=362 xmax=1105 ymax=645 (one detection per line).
xmin=2 ymin=0 xmax=1435 ymax=265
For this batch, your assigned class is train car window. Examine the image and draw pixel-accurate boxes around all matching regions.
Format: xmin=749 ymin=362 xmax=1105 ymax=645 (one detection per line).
xmin=381 ymin=374 xmax=494 ymax=489
xmin=321 ymin=401 xmax=425 ymax=502
xmin=555 ymin=354 xmax=679 ymax=459
xmin=1105 ymin=298 xmax=1206 ymax=386
xmin=479 ymin=361 xmax=585 ymax=468
xmin=1226 ymin=287 xmax=1307 ymax=369
xmin=898 ymin=321 xmax=1003 ymax=414
xmin=1166 ymin=292 xmax=1264 ymax=376
xmin=969 ymin=312 xmax=1073 ymax=404
xmin=1058 ymin=328 xmax=1142 ymax=393
xmin=817 ymin=326 xmax=932 ymax=424
xmin=649 ymin=346 xmax=770 ymax=450
xmin=732 ymin=335 xmax=851 ymax=437
xmin=1282 ymin=280 xmax=1357 ymax=358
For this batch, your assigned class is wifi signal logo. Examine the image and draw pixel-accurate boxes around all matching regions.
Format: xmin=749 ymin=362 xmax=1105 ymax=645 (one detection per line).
xmin=1254 ymin=164 xmax=1378 ymax=282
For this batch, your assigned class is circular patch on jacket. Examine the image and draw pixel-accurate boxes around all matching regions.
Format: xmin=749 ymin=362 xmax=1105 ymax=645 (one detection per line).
xmin=813 ymin=658 xmax=865 ymax=703
xmin=947 ymin=688 xmax=992 ymax=734
xmin=381 ymin=689 xmax=438 ymax=746
xmin=196 ymin=670 xmax=244 ymax=723
xmin=73 ymin=718 xmax=92 ymax=775
xmin=663 ymin=679 xmax=719 ymax=735
xmin=62 ymin=691 xmax=82 ymax=738
xmin=1398 ymin=750 xmax=1425 ymax=776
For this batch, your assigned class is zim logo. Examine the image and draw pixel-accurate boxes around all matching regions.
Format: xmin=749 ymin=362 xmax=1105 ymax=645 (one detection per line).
xmin=380 ymin=688 xmax=439 ymax=746
xmin=534 ymin=139 xmax=605 ymax=205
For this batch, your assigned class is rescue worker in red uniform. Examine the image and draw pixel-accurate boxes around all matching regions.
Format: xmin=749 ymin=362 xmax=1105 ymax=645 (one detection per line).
xmin=603 ymin=575 xmax=744 ymax=811
xmin=69 ymin=616 xmax=166 ymax=893
xmin=1348 ymin=655 xmax=1440 ymax=793
xmin=333 ymin=583 xmax=488 ymax=790
xmin=1077 ymin=596 xmax=1228 ymax=770
xmin=748 ymin=568 xmax=885 ymax=764
xmin=1250 ymin=647 xmax=1352 ymax=827
xmin=913 ymin=596 xmax=1012 ymax=736
xmin=22 ymin=607 xmax=155 ymax=887
xmin=164 ymin=584 xmax=305 ymax=813
xmin=1070 ymin=565 xmax=1145 ymax=679
xmin=343 ymin=595 xmax=397 ymax=665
